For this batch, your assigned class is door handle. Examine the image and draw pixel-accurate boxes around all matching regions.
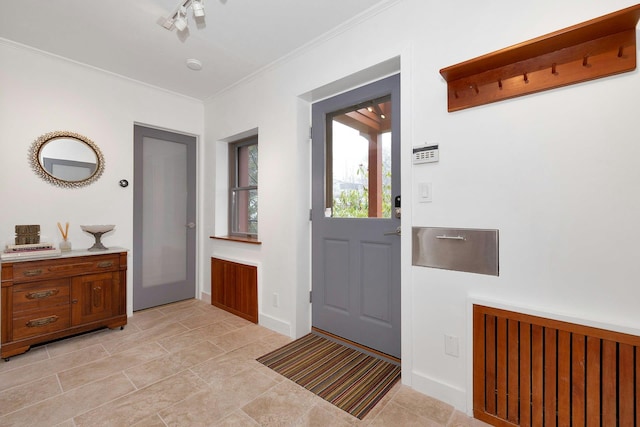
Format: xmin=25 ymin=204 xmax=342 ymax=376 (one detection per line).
xmin=186 ymin=222 xmax=196 ymax=229
xmin=384 ymin=226 xmax=401 ymax=236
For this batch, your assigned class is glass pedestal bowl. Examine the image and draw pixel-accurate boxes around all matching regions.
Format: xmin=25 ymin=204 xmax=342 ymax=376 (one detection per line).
xmin=80 ymin=225 xmax=115 ymax=251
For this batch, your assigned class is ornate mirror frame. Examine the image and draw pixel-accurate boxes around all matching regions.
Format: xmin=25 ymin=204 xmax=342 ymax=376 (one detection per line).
xmin=29 ymin=131 xmax=105 ymax=188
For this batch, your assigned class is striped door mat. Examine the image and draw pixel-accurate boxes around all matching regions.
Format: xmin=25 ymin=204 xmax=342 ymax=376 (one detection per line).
xmin=256 ymin=333 xmax=401 ymax=419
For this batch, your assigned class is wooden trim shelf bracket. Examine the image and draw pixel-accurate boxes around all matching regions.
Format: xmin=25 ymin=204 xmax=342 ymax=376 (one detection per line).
xmin=439 ymin=4 xmax=640 ymax=112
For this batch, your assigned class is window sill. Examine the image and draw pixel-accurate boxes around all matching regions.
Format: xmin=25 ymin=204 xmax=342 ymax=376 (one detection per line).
xmin=210 ymin=235 xmax=262 ymax=245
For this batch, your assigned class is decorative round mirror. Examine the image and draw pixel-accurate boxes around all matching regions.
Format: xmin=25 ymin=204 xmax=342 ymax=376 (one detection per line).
xmin=29 ymin=131 xmax=105 ymax=188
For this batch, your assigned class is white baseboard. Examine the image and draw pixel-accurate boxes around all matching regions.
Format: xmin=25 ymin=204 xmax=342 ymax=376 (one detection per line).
xmin=259 ymin=312 xmax=291 ymax=337
xmin=200 ymin=291 xmax=211 ymax=304
xmin=410 ymin=370 xmax=467 ymax=413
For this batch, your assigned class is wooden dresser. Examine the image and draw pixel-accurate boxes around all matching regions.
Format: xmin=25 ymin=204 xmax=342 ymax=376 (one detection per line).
xmin=1 ymin=249 xmax=127 ymax=360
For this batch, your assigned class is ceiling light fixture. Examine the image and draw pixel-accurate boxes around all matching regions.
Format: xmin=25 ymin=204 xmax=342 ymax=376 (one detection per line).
xmin=192 ymin=0 xmax=205 ymax=18
xmin=174 ymin=7 xmax=188 ymax=32
xmin=160 ymin=0 xmax=206 ymax=32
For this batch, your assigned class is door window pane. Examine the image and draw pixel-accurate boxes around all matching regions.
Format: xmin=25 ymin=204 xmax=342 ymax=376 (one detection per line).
xmin=328 ymin=96 xmax=391 ymax=218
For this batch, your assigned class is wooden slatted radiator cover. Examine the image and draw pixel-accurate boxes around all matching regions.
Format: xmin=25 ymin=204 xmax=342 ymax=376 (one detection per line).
xmin=473 ymin=304 xmax=640 ymax=426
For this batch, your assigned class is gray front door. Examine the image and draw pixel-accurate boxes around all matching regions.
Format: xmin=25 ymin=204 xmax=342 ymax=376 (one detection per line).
xmin=311 ymin=74 xmax=401 ymax=358
xmin=133 ymin=125 xmax=197 ymax=311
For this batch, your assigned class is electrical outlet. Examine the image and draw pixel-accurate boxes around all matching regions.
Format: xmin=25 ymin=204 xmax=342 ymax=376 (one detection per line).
xmin=445 ymin=334 xmax=459 ymax=357
xmin=273 ymin=293 xmax=279 ymax=308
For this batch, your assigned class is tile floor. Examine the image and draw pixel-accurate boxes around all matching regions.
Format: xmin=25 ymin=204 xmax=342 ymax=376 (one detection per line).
xmin=0 ymin=299 xmax=489 ymax=426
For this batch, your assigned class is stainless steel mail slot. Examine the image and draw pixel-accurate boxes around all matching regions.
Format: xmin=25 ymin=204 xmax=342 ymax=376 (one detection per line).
xmin=412 ymin=227 xmax=499 ymax=276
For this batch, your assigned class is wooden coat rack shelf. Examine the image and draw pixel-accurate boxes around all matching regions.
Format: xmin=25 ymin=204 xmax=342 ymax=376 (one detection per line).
xmin=440 ymin=4 xmax=640 ymax=112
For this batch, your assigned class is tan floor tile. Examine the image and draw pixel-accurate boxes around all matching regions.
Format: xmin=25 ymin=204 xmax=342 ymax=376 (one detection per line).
xmin=293 ymin=404 xmax=355 ymax=427
xmin=129 ymin=307 xmax=167 ymax=330
xmin=190 ymin=351 xmax=253 ymax=384
xmin=221 ymin=314 xmax=255 ymax=329
xmin=46 ymin=325 xmax=137 ymax=358
xmin=241 ymin=380 xmax=318 ymax=426
xmin=252 ymin=363 xmax=289 ymax=384
xmin=180 ymin=311 xmax=236 ymax=329
xmin=208 ymin=367 xmax=281 ymax=408
xmin=132 ymin=414 xmax=171 ymax=426
xmin=0 ymin=375 xmax=61 ymax=416
xmin=215 ymin=410 xmax=261 ymax=426
xmin=58 ymin=341 xmax=167 ymax=391
xmin=0 ymin=344 xmax=108 ymax=392
xmin=125 ymin=340 xmax=225 ymax=388
xmin=210 ymin=324 xmax=278 ymax=352
xmin=391 ymin=386 xmax=455 ymax=424
xmin=155 ymin=298 xmax=204 ymax=314
xmin=134 ymin=310 xmax=188 ymax=331
xmin=0 ymin=346 xmax=49 ymax=373
xmin=159 ymin=387 xmax=247 ymax=426
xmin=74 ymin=370 xmax=208 ymax=427
xmin=53 ymin=420 xmax=75 ymax=427
xmin=101 ymin=321 xmax=188 ymax=355
xmin=157 ymin=321 xmax=237 ymax=352
xmin=0 ymin=373 xmax=135 ymax=427
xmin=229 ymin=334 xmax=293 ymax=361
xmin=447 ymin=410 xmax=492 ymax=427
xmin=368 ymin=401 xmax=443 ymax=426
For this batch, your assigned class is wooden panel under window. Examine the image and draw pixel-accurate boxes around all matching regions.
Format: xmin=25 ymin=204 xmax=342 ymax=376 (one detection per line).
xmin=211 ymin=258 xmax=257 ymax=323
xmin=473 ymin=304 xmax=640 ymax=426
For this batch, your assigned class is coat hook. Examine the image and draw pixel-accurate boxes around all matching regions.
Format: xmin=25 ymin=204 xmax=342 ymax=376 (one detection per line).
xmin=618 ymin=46 xmax=624 ymax=58
xmin=551 ymin=63 xmax=557 ymax=75
xmin=454 ymin=90 xmax=459 ymax=99
xmin=470 ymin=84 xmax=479 ymax=94
xmin=583 ymin=56 xmax=589 ymax=67
xmin=523 ymin=73 xmax=528 ymax=83
xmin=498 ymin=79 xmax=503 ymax=89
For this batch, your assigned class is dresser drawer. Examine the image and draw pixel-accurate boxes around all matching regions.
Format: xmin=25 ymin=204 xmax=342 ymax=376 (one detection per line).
xmin=12 ymin=255 xmax=119 ymax=282
xmin=13 ymin=306 xmax=70 ymax=340
xmin=13 ymin=279 xmax=70 ymax=312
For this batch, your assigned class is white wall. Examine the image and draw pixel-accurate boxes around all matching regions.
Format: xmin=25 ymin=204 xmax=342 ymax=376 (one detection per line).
xmin=3 ymin=0 xmax=637 ymax=415
xmin=0 ymin=41 xmax=204 ymax=315
xmin=202 ymin=0 xmax=640 ymax=414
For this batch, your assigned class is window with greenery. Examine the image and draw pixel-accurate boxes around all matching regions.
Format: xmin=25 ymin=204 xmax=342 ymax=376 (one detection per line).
xmin=328 ymin=96 xmax=392 ymax=219
xmin=229 ymin=136 xmax=258 ymax=237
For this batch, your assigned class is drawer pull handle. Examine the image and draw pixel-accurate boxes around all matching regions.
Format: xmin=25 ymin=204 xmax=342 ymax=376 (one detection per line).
xmin=25 ymin=289 xmax=59 ymax=300
xmin=435 ymin=235 xmax=466 ymax=241
xmin=26 ymin=315 xmax=59 ymax=328
xmin=97 ymin=261 xmax=114 ymax=268
xmin=23 ymin=269 xmax=43 ymax=277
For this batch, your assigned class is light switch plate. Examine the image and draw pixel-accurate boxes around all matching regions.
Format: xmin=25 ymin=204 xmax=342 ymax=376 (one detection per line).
xmin=418 ymin=182 xmax=432 ymax=203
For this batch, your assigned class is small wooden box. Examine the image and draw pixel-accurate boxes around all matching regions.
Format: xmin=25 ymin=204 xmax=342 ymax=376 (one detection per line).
xmin=15 ymin=225 xmax=40 ymax=245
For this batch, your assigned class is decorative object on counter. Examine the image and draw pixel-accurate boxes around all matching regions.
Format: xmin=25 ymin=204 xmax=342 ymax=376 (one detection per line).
xmin=15 ymin=224 xmax=40 ymax=245
xmin=2 ymin=241 xmax=60 ymax=260
xmin=29 ymin=131 xmax=105 ymax=188
xmin=57 ymin=221 xmax=72 ymax=252
xmin=81 ymin=224 xmax=115 ymax=251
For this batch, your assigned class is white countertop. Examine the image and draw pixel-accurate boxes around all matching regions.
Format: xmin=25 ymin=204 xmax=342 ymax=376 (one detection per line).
xmin=1 ymin=246 xmax=128 ymax=263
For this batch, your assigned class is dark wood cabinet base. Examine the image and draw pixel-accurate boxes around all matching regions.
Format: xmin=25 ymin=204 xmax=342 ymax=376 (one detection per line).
xmin=1 ymin=250 xmax=128 ymax=360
